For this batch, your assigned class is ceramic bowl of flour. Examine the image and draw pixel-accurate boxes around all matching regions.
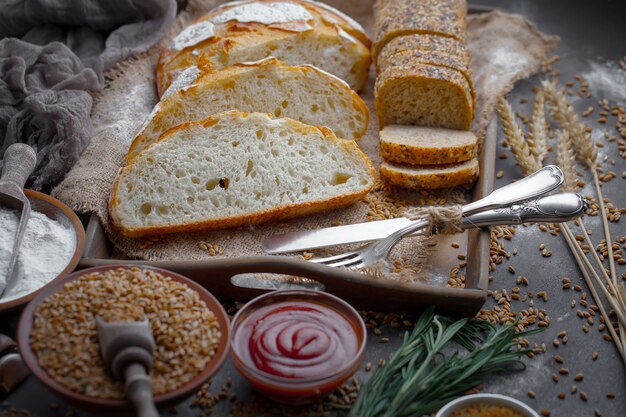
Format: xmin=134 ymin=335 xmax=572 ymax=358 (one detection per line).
xmin=0 ymin=190 xmax=84 ymax=312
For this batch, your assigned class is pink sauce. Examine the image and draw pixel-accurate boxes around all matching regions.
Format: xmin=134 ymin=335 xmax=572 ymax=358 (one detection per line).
xmin=234 ymin=301 xmax=359 ymax=379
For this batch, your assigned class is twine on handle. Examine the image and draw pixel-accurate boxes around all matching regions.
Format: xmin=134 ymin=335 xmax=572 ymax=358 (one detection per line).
xmin=405 ymin=205 xmax=464 ymax=235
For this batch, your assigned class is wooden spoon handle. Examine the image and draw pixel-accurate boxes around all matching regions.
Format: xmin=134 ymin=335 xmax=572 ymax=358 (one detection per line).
xmin=1 ymin=144 xmax=37 ymax=189
xmin=125 ymin=363 xmax=160 ymax=417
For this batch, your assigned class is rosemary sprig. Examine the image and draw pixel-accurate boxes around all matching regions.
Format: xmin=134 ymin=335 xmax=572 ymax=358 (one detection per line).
xmin=348 ymin=308 xmax=539 ymax=417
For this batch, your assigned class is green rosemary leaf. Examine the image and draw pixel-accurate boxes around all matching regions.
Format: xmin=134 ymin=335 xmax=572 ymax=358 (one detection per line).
xmin=347 ymin=314 xmax=541 ymax=417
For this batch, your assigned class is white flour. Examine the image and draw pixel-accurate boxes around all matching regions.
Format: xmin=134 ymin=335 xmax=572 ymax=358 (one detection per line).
xmin=0 ymin=207 xmax=75 ymax=302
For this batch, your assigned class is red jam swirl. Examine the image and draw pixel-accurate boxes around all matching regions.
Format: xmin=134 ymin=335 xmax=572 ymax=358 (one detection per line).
xmin=234 ymin=301 xmax=359 ymax=379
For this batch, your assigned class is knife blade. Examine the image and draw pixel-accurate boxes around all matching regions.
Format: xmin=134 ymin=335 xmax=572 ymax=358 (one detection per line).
xmin=262 ymin=217 xmax=417 ymax=254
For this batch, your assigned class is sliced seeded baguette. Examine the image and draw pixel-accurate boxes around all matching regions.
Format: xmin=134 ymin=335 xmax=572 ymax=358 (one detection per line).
xmin=379 ymin=159 xmax=479 ymax=190
xmin=129 ymin=58 xmax=369 ymax=161
xmin=157 ymin=0 xmax=371 ymax=95
xmin=376 ymin=35 xmax=474 ymax=103
xmin=380 ymin=125 xmax=478 ymax=166
xmin=373 ymin=0 xmax=467 ymax=58
xmin=110 ymin=111 xmax=376 ymax=238
xmin=375 ymin=64 xmax=473 ymax=130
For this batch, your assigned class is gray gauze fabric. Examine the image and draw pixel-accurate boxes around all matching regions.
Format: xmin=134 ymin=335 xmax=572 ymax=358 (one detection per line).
xmin=0 ymin=0 xmax=177 ymax=190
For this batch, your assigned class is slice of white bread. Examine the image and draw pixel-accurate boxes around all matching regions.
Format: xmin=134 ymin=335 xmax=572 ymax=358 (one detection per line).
xmin=379 ymin=159 xmax=479 ymax=190
xmin=375 ymin=63 xmax=473 ymax=130
xmin=110 ymin=111 xmax=376 ymax=238
xmin=129 ymin=58 xmax=369 ymax=162
xmin=379 ymin=125 xmax=477 ymax=166
xmin=157 ymin=0 xmax=371 ymax=95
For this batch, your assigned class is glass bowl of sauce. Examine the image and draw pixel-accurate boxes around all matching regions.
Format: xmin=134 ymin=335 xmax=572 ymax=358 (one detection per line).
xmin=230 ymin=289 xmax=366 ymax=404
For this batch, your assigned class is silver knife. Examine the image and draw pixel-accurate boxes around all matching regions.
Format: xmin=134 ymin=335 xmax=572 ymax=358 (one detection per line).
xmin=263 ymin=191 xmax=587 ymax=254
xmin=263 ymin=165 xmax=566 ymax=254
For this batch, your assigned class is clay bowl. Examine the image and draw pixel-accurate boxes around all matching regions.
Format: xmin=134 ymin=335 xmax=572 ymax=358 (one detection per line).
xmin=0 ymin=190 xmax=85 ymax=312
xmin=17 ymin=264 xmax=230 ymax=413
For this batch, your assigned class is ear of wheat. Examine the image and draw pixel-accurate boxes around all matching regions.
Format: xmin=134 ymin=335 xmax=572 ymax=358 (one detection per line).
xmin=554 ymin=130 xmax=578 ymax=192
xmin=497 ymin=97 xmax=541 ymax=176
xmin=541 ymin=79 xmax=597 ymax=168
xmin=527 ymin=90 xmax=548 ymax=163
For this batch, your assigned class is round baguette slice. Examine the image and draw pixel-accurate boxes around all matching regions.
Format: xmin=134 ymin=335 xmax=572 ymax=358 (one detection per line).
xmin=375 ymin=63 xmax=474 ymax=130
xmin=110 ymin=111 xmax=375 ymax=238
xmin=380 ymin=125 xmax=478 ymax=166
xmin=379 ymin=159 xmax=479 ymax=190
xmin=157 ymin=0 xmax=371 ymax=95
xmin=129 ymin=58 xmax=369 ymax=162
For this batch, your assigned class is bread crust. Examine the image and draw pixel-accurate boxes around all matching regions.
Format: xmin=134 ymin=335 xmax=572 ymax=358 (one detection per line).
xmin=374 ymin=64 xmax=474 ymax=129
xmin=376 ymin=35 xmax=474 ymax=106
xmin=157 ymin=1 xmax=371 ymax=95
xmin=379 ymin=159 xmax=478 ymax=190
xmin=129 ymin=58 xmax=369 ymax=162
xmin=110 ymin=111 xmax=376 ymax=238
xmin=373 ymin=0 xmax=467 ymax=58
xmin=205 ymin=0 xmax=371 ymax=48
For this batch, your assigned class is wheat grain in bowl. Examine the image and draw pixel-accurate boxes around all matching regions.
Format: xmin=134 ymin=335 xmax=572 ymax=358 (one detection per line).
xmin=29 ymin=267 xmax=222 ymax=399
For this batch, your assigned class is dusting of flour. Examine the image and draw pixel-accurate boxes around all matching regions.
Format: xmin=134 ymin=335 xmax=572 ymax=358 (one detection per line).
xmin=582 ymin=60 xmax=626 ymax=105
xmin=0 ymin=208 xmax=75 ymax=302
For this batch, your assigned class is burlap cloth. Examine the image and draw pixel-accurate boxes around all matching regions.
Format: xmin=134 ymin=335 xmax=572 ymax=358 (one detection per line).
xmin=52 ymin=0 xmax=558 ymax=281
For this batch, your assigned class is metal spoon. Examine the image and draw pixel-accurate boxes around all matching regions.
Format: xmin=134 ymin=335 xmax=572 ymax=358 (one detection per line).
xmin=0 ymin=144 xmax=37 ymax=298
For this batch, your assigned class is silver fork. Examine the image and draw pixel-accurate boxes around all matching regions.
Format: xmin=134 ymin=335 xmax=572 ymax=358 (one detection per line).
xmin=309 ymin=192 xmax=588 ymax=269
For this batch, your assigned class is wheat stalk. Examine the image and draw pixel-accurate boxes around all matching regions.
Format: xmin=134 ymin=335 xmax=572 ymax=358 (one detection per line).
xmin=501 ymin=84 xmax=625 ymax=364
xmin=497 ymin=97 xmax=541 ymax=176
xmin=527 ymin=90 xmax=548 ymax=162
xmin=561 ymin=224 xmax=626 ymax=364
xmin=542 ymin=80 xmax=619 ymax=282
xmin=554 ymin=130 xmax=577 ymax=192
xmin=541 ymin=79 xmax=597 ymax=169
xmin=540 ymin=79 xmax=624 ymax=361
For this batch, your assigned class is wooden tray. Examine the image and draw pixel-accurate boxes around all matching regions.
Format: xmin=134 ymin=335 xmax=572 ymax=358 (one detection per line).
xmin=79 ymin=115 xmax=496 ymax=317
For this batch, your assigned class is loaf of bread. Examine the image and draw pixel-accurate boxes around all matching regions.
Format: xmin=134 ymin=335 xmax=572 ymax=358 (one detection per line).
xmin=379 ymin=158 xmax=479 ymax=190
xmin=380 ymin=125 xmax=477 ymax=166
xmin=375 ymin=64 xmax=473 ymax=129
xmin=129 ymin=58 xmax=369 ymax=161
xmin=157 ymin=0 xmax=371 ymax=96
xmin=205 ymin=0 xmax=371 ymax=49
xmin=376 ymin=35 xmax=474 ymax=99
xmin=372 ymin=0 xmax=467 ymax=58
xmin=110 ymin=111 xmax=376 ymax=238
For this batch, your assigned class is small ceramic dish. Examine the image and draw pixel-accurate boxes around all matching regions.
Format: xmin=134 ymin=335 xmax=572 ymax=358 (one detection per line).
xmin=230 ymin=289 xmax=366 ymax=404
xmin=0 ymin=189 xmax=85 ymax=312
xmin=435 ymin=393 xmax=541 ymax=417
xmin=17 ymin=265 xmax=230 ymax=412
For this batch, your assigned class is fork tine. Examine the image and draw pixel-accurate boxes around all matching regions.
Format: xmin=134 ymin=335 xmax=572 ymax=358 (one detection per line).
xmin=308 ymin=251 xmax=359 ymax=264
xmin=323 ymin=255 xmax=365 ymax=268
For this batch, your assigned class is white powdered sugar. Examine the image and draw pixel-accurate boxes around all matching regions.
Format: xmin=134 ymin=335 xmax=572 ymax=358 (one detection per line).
xmin=210 ymin=2 xmax=313 ymax=25
xmin=172 ymin=21 xmax=215 ymax=51
xmin=161 ymin=66 xmax=201 ymax=99
xmin=0 ymin=207 xmax=75 ymax=301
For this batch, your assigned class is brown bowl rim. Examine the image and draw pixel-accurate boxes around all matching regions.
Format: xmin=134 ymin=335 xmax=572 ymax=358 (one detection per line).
xmin=0 ymin=189 xmax=85 ymax=312
xmin=17 ymin=264 xmax=231 ymax=409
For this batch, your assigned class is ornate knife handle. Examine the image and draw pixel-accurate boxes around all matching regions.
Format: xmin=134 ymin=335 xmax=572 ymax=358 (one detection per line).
xmin=462 ymin=165 xmax=564 ymax=215
xmin=461 ymin=192 xmax=588 ymax=228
